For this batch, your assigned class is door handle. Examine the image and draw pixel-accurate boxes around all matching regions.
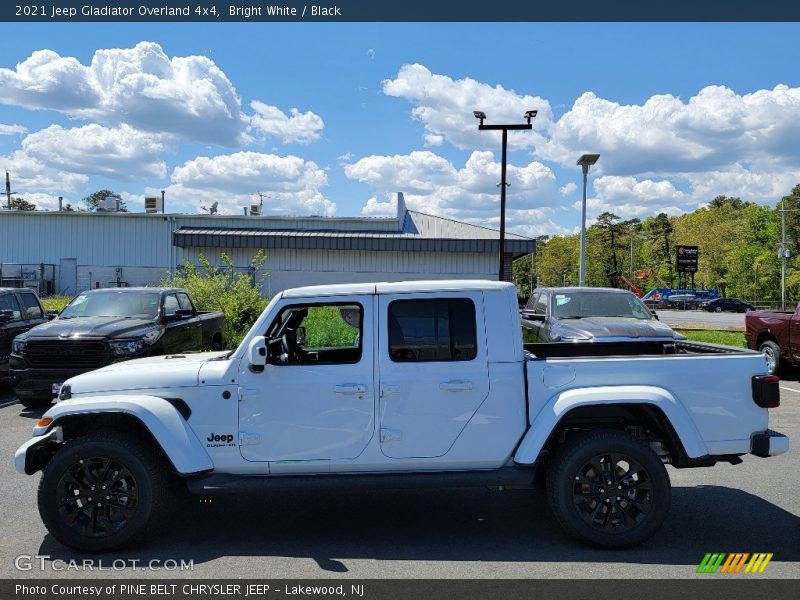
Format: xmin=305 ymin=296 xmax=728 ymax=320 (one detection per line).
xmin=334 ymin=384 xmax=367 ymax=395
xmin=439 ymin=380 xmax=473 ymax=392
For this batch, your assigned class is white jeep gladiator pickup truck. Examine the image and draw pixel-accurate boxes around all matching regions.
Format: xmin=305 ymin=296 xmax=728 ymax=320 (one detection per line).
xmin=15 ymin=281 xmax=789 ymax=552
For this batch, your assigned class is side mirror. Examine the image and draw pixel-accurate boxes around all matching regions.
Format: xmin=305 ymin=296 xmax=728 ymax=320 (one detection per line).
xmin=247 ymin=336 xmax=267 ymax=371
xmin=523 ymin=313 xmax=546 ymax=323
xmin=46 ymin=310 xmax=59 ymax=321
xmin=0 ymin=309 xmax=12 ymax=323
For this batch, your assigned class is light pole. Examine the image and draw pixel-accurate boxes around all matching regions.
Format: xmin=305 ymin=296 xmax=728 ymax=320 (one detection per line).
xmin=474 ymin=110 xmax=536 ymax=281
xmin=777 ymin=195 xmax=800 ymax=310
xmin=577 ymin=153 xmax=600 ymax=287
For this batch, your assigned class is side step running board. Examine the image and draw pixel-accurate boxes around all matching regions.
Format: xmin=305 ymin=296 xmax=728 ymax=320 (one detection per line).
xmin=186 ymin=466 xmax=537 ymax=495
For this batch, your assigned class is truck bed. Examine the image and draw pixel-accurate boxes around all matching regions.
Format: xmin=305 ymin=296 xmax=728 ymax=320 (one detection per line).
xmin=524 ymin=340 xmax=753 ymax=359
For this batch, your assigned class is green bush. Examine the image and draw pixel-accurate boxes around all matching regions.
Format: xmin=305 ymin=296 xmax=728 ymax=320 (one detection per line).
xmin=303 ymin=306 xmax=359 ymax=348
xmin=161 ymin=252 xmax=269 ymax=348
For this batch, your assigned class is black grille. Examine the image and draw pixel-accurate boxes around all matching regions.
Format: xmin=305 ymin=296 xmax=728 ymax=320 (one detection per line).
xmin=25 ymin=341 xmax=109 ymax=368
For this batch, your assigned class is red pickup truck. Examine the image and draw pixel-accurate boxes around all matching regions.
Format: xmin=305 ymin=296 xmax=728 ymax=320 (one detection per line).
xmin=745 ymin=305 xmax=800 ymax=374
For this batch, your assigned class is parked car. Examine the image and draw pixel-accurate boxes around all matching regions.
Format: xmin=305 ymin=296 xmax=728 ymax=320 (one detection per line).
xmin=0 ymin=288 xmax=49 ymax=384
xmin=701 ymin=298 xmax=755 ymax=313
xmin=745 ymin=303 xmax=800 ymax=374
xmin=16 ymin=280 xmax=787 ymax=552
xmin=521 ymin=287 xmax=683 ymax=345
xmin=10 ymin=287 xmax=225 ymax=408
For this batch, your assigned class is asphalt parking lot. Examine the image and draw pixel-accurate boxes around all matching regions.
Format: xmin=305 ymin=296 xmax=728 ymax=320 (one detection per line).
xmin=0 ymin=379 xmax=798 ymax=580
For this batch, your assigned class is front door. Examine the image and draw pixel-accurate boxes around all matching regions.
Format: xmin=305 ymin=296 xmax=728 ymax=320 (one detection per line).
xmin=377 ymin=292 xmax=490 ymax=459
xmin=239 ymin=296 xmax=375 ymax=462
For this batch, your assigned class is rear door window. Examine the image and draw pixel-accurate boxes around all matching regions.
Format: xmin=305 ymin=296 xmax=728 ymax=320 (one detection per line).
xmin=388 ymin=298 xmax=477 ymax=362
xmin=18 ymin=292 xmax=43 ymax=320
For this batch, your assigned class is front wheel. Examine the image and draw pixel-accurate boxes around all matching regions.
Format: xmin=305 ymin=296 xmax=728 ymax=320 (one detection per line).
xmin=759 ymin=340 xmax=782 ymax=376
xmin=715 ymin=306 xmax=722 ymax=313
xmin=546 ymin=430 xmax=671 ymax=548
xmin=17 ymin=395 xmax=53 ymax=410
xmin=38 ymin=432 xmax=168 ymax=552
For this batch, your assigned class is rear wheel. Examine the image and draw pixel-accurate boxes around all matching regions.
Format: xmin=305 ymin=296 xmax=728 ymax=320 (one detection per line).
xmin=546 ymin=430 xmax=671 ymax=548
xmin=38 ymin=432 xmax=168 ymax=552
xmin=211 ymin=335 xmax=223 ymax=351
xmin=759 ymin=340 xmax=782 ymax=375
xmin=715 ymin=306 xmax=722 ymax=313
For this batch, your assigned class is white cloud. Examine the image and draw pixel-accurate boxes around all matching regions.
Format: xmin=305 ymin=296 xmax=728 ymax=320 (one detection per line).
xmin=361 ymin=196 xmax=395 ymax=217
xmin=0 ymin=123 xmax=26 ymax=135
xmin=249 ymin=100 xmax=324 ymax=144
xmin=21 ymin=124 xmax=167 ymax=180
xmin=348 ymin=150 xmax=556 ymax=234
xmin=0 ymin=42 xmax=324 ymax=147
xmin=337 ymin=152 xmax=354 ymax=162
xmin=540 ymin=85 xmax=800 ymax=175
xmin=559 ymin=182 xmax=577 ymax=197
xmin=1 ymin=150 xmax=88 ymax=193
xmin=424 ymin=134 xmax=443 ymax=147
xmin=167 ymin=151 xmax=334 ymax=216
xmin=382 ymin=64 xmax=552 ymax=151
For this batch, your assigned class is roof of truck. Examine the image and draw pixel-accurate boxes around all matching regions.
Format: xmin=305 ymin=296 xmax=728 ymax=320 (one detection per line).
xmin=281 ymin=280 xmax=515 ymax=298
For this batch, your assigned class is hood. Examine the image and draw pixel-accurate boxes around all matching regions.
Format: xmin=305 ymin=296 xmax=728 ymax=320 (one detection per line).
xmin=553 ymin=317 xmax=680 ymax=341
xmin=21 ymin=316 xmax=159 ymax=340
xmin=63 ymin=351 xmax=230 ymax=395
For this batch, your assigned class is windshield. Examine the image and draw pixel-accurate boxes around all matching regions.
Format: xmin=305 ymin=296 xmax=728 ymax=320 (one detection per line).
xmin=552 ymin=291 xmax=653 ymax=320
xmin=60 ymin=292 xmax=160 ymax=320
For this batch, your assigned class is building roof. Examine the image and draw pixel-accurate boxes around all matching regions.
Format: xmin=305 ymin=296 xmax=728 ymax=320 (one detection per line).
xmin=173 ymin=209 xmax=535 ymax=257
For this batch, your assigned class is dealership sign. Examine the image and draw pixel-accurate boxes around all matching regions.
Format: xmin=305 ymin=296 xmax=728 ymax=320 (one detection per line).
xmin=676 ymin=245 xmax=698 ymax=273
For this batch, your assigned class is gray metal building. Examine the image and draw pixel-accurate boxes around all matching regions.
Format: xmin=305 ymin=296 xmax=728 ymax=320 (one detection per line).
xmin=0 ymin=193 xmax=535 ymax=296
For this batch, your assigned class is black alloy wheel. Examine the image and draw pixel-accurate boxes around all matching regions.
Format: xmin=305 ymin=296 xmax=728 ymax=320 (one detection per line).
xmin=38 ymin=432 xmax=167 ymax=552
xmin=55 ymin=457 xmax=139 ymax=538
xmin=570 ymin=452 xmax=652 ymax=533
xmin=547 ymin=430 xmax=670 ymax=548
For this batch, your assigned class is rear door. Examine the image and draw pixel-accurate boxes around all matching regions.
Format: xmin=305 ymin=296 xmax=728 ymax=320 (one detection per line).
xmin=377 ymin=292 xmax=489 ymax=459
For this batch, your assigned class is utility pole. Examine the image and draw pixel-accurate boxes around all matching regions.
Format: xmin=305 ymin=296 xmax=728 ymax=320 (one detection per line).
xmin=5 ymin=171 xmax=13 ymax=210
xmin=781 ymin=197 xmax=787 ymax=310
xmin=474 ymin=110 xmax=537 ymax=281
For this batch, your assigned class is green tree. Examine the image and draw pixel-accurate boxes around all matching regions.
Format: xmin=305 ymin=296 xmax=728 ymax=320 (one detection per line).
xmin=82 ymin=189 xmax=128 ymax=212
xmin=10 ymin=196 xmax=35 ymax=211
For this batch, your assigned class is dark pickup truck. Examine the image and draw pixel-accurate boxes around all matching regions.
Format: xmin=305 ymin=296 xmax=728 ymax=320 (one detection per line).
xmin=10 ymin=287 xmax=224 ymax=408
xmin=1 ymin=288 xmax=49 ymax=384
xmin=521 ymin=286 xmax=683 ymax=346
xmin=745 ymin=304 xmax=800 ymax=375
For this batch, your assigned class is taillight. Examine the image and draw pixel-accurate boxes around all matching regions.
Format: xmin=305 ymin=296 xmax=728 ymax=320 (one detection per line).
xmin=752 ymin=374 xmax=780 ymax=408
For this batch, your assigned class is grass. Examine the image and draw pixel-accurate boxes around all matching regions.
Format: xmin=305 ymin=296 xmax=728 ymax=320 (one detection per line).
xmin=675 ymin=329 xmax=746 ymax=348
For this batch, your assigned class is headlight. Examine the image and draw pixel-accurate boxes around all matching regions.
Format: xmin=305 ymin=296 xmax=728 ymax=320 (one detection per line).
xmin=109 ymin=339 xmax=145 ymax=357
xmin=142 ymin=329 xmax=163 ymax=344
xmin=12 ymin=340 xmax=25 ymax=354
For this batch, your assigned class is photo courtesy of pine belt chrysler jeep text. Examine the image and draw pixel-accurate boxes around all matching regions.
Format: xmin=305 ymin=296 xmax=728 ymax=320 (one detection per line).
xmin=15 ymin=281 xmax=789 ymax=552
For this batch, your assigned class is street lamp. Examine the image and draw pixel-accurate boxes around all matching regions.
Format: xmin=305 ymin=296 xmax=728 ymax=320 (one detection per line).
xmin=475 ymin=110 xmax=536 ymax=281
xmin=576 ymin=153 xmax=600 ymax=287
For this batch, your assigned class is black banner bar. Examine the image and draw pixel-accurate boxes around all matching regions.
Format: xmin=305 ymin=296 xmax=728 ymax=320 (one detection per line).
xmin=3 ymin=580 xmax=800 ymax=600
xmin=2 ymin=1 xmax=800 ymax=22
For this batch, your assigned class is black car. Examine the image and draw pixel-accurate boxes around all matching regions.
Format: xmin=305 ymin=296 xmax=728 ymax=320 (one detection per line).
xmin=10 ymin=287 xmax=225 ymax=408
xmin=701 ymin=298 xmax=755 ymax=313
xmin=0 ymin=288 xmax=49 ymax=384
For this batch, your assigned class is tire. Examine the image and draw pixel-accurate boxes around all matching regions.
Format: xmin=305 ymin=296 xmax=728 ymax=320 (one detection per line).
xmin=18 ymin=395 xmax=53 ymax=410
xmin=38 ymin=431 xmax=168 ymax=552
xmin=211 ymin=335 xmax=223 ymax=351
xmin=759 ymin=340 xmax=782 ymax=376
xmin=546 ymin=430 xmax=671 ymax=548
xmin=715 ymin=306 xmax=722 ymax=313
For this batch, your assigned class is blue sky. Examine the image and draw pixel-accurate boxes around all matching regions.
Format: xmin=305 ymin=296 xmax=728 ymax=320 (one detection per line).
xmin=1 ymin=22 xmax=798 ymax=237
